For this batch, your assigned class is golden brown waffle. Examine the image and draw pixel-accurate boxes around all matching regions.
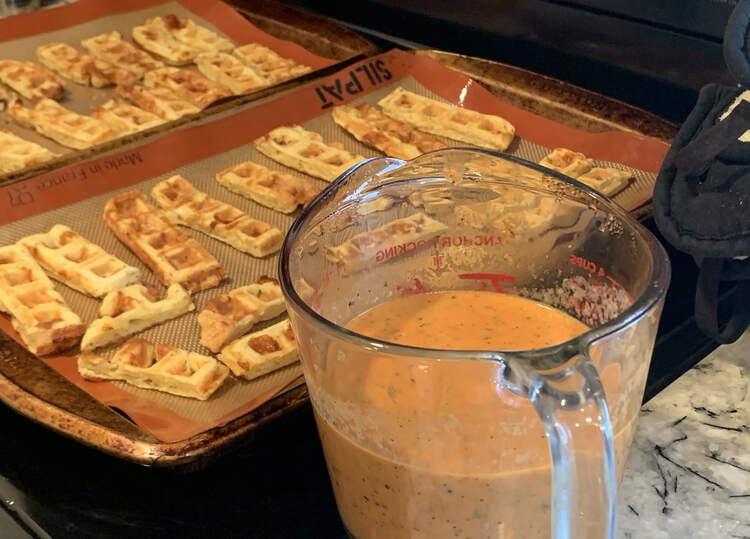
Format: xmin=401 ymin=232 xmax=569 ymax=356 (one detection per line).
xmin=232 ymin=43 xmax=311 ymax=84
xmin=577 ymin=167 xmax=633 ymax=197
xmin=36 ymin=42 xmax=134 ymax=88
xmin=332 ymin=102 xmax=447 ymax=160
xmin=17 ymin=224 xmax=141 ymax=298
xmin=325 ymin=213 xmax=448 ymax=272
xmin=0 ymin=85 xmax=14 ymax=111
xmin=378 ymin=87 xmax=515 ymax=151
xmin=80 ymin=283 xmax=194 ymax=351
xmin=132 ymin=17 xmax=198 ymax=66
xmin=8 ymin=99 xmax=117 ymax=150
xmin=143 ymin=67 xmax=232 ymax=109
xmin=0 ymin=245 xmax=84 ymax=355
xmin=194 ymin=52 xmax=269 ymax=95
xmin=0 ymin=60 xmax=64 ymax=100
xmin=78 ymin=338 xmax=229 ymax=400
xmin=159 ymin=14 xmax=234 ymax=53
xmin=0 ymin=130 xmax=59 ymax=175
xmin=151 ymin=175 xmax=284 ymax=258
xmin=103 ymin=190 xmax=227 ymax=293
xmin=198 ymin=276 xmax=286 ymax=353
xmin=254 ymin=125 xmax=365 ymax=182
xmin=81 ymin=31 xmax=164 ymax=78
xmin=116 ymin=82 xmax=199 ymax=121
xmin=215 ymin=161 xmax=319 ymax=214
xmin=538 ymin=148 xmax=594 ymax=178
xmin=91 ymin=99 xmax=164 ymax=135
xmin=218 ymin=319 xmax=298 ymax=380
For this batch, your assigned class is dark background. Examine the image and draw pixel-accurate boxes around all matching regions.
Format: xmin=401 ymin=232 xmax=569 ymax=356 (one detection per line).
xmin=282 ymin=0 xmax=738 ymax=123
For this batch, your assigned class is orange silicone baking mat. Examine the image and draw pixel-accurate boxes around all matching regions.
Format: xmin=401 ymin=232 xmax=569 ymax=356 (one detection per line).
xmin=0 ymin=49 xmax=670 ymax=443
xmin=0 ymin=0 xmax=337 ymax=170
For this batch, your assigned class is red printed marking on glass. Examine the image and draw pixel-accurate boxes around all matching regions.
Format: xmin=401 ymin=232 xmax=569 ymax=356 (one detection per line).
xmin=459 ymin=273 xmax=516 ymax=293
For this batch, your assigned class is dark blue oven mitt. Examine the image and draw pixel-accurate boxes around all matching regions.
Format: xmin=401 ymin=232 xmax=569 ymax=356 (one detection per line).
xmin=654 ymin=0 xmax=750 ymax=344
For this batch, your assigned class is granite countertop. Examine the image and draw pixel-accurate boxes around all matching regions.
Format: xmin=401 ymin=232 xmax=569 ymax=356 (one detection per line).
xmin=618 ymin=330 xmax=750 ymax=538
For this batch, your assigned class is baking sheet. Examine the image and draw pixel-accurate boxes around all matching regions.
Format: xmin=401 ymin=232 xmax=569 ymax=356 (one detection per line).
xmin=0 ymin=48 xmax=670 ymax=446
xmin=0 ymin=0 xmax=336 ymax=178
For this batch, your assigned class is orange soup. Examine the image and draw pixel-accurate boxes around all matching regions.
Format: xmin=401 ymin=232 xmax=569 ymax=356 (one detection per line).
xmin=313 ymin=291 xmax=632 ymax=538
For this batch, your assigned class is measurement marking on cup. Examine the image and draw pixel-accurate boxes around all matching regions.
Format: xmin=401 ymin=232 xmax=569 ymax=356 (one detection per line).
xmin=569 ymin=254 xmax=628 ymax=291
xmin=459 ymin=273 xmax=516 ymax=293
xmin=432 ymin=248 xmax=443 ymax=270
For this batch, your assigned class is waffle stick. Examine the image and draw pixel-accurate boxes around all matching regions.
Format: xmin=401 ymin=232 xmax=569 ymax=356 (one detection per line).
xmin=0 ymin=59 xmax=64 ymax=100
xmin=36 ymin=42 xmax=134 ymax=88
xmin=198 ymin=276 xmax=286 ymax=353
xmin=17 ymin=224 xmax=140 ymax=298
xmin=0 ymin=245 xmax=84 ymax=355
xmin=0 ymin=130 xmax=59 ymax=175
xmin=254 ymin=125 xmax=365 ymax=182
xmin=215 ymin=161 xmax=319 ymax=214
xmin=151 ymin=175 xmax=283 ymax=258
xmin=8 ymin=99 xmax=117 ymax=150
xmin=218 ymin=319 xmax=298 ymax=381
xmin=79 ymin=338 xmax=229 ymax=400
xmin=332 ymin=102 xmax=447 ymax=160
xmin=80 ymin=283 xmax=194 ymax=351
xmin=132 ymin=17 xmax=198 ymax=66
xmin=158 ymin=14 xmax=234 ymax=53
xmin=232 ymin=43 xmax=311 ymax=84
xmin=378 ymin=87 xmax=515 ymax=151
xmin=103 ymin=190 xmax=227 ymax=293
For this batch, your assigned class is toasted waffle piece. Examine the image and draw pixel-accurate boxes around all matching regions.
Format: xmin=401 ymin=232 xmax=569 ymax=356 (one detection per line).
xmin=325 ymin=213 xmax=448 ymax=272
xmin=78 ymin=338 xmax=229 ymax=400
xmin=576 ymin=167 xmax=633 ymax=197
xmin=116 ymin=82 xmax=199 ymax=121
xmin=103 ymin=190 xmax=227 ymax=293
xmin=218 ymin=319 xmax=298 ymax=380
xmin=0 ymin=245 xmax=84 ymax=355
xmin=232 ymin=43 xmax=311 ymax=84
xmin=132 ymin=17 xmax=198 ymax=66
xmin=8 ymin=99 xmax=117 ymax=150
xmin=215 ymin=161 xmax=319 ymax=214
xmin=378 ymin=87 xmax=515 ymax=151
xmin=538 ymin=148 xmax=594 ymax=178
xmin=151 ymin=175 xmax=284 ymax=258
xmin=0 ymin=60 xmax=64 ymax=100
xmin=332 ymin=102 xmax=447 ymax=160
xmin=195 ymin=52 xmax=269 ymax=95
xmin=408 ymin=189 xmax=454 ymax=214
xmin=91 ymin=99 xmax=164 ymax=135
xmin=0 ymin=84 xmax=14 ymax=111
xmin=160 ymin=14 xmax=234 ymax=53
xmin=453 ymin=189 xmax=539 ymax=230
xmin=198 ymin=276 xmax=286 ymax=353
xmin=81 ymin=31 xmax=164 ymax=78
xmin=17 ymin=224 xmax=140 ymax=298
xmin=255 ymin=125 xmax=365 ymax=182
xmin=0 ymin=130 xmax=59 ymax=174
xmin=36 ymin=42 xmax=134 ymax=88
xmin=80 ymin=283 xmax=194 ymax=351
xmin=143 ymin=67 xmax=231 ymax=109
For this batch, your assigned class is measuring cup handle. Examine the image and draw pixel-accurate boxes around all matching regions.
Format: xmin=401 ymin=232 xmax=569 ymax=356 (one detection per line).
xmin=529 ymin=358 xmax=617 ymax=539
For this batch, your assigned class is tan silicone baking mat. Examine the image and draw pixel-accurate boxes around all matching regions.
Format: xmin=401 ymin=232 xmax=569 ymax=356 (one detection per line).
xmin=0 ymin=49 xmax=670 ymax=443
xmin=0 ymin=0 xmax=336 ymax=163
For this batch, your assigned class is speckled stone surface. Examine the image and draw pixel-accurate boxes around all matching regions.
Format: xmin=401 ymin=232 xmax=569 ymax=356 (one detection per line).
xmin=617 ymin=330 xmax=750 ymax=538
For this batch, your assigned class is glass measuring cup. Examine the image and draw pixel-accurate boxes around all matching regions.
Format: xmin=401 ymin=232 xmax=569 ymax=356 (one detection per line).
xmin=280 ymin=148 xmax=670 ymax=539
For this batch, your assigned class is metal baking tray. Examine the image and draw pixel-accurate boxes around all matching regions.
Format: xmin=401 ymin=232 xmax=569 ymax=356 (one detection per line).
xmin=0 ymin=0 xmax=378 ymax=186
xmin=0 ymin=48 xmax=677 ymax=468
